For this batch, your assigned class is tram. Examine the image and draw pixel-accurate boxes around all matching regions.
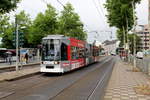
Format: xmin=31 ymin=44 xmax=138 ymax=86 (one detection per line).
xmin=40 ymin=35 xmax=100 ymax=73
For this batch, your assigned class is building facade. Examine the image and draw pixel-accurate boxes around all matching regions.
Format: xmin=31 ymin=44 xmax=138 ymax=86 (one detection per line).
xmin=102 ymin=40 xmax=119 ymax=55
xmin=136 ymin=25 xmax=150 ymax=50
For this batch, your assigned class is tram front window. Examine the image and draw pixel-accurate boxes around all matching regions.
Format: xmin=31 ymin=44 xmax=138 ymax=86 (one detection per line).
xmin=42 ymin=39 xmax=60 ymax=61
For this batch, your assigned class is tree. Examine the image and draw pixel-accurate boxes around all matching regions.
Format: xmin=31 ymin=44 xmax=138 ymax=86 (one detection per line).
xmin=128 ymin=34 xmax=141 ymax=54
xmin=58 ymin=3 xmax=87 ymax=40
xmin=0 ymin=0 xmax=20 ymax=14
xmin=15 ymin=10 xmax=32 ymax=48
xmin=28 ymin=4 xmax=58 ymax=46
xmin=105 ymin=0 xmax=141 ymax=46
xmin=0 ymin=14 xmax=10 ymax=35
xmin=0 ymin=14 xmax=14 ymax=48
xmin=1 ymin=10 xmax=32 ymax=48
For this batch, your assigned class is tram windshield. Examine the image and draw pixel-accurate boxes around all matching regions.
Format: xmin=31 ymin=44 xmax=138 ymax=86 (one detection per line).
xmin=42 ymin=39 xmax=60 ymax=61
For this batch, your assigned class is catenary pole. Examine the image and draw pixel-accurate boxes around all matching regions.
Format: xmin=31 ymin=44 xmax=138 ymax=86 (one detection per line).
xmin=15 ymin=16 xmax=19 ymax=71
xmin=149 ymin=0 xmax=150 ymax=50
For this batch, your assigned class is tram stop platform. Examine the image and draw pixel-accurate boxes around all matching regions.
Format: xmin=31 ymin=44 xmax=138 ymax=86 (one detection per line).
xmin=0 ymin=64 xmax=40 ymax=82
xmin=103 ymin=59 xmax=150 ymax=100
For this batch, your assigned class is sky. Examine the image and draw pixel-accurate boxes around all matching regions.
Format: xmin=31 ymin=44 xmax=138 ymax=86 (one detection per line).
xmin=9 ymin=0 xmax=148 ymax=43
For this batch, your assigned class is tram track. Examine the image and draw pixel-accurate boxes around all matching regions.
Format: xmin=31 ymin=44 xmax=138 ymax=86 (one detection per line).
xmin=50 ymin=57 xmax=115 ymax=100
xmin=87 ymin=58 xmax=115 ymax=100
xmin=0 ymin=56 xmax=113 ymax=100
xmin=0 ymin=57 xmax=107 ymax=92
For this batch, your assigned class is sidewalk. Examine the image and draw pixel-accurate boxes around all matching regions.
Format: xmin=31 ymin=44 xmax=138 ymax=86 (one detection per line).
xmin=103 ymin=59 xmax=150 ymax=100
xmin=0 ymin=58 xmax=41 ymax=81
xmin=0 ymin=66 xmax=40 ymax=82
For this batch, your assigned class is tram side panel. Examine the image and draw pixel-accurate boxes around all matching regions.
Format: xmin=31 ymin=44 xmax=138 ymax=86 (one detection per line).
xmin=69 ymin=38 xmax=86 ymax=71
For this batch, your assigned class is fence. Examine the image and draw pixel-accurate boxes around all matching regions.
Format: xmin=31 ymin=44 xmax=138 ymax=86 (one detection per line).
xmin=128 ymin=56 xmax=150 ymax=75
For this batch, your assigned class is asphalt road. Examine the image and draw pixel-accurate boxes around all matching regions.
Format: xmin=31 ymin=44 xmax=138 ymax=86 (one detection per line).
xmin=0 ymin=56 xmax=116 ymax=100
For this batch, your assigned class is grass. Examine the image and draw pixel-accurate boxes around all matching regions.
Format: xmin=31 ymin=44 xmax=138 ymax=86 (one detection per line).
xmin=132 ymin=67 xmax=140 ymax=72
xmin=134 ymin=84 xmax=150 ymax=95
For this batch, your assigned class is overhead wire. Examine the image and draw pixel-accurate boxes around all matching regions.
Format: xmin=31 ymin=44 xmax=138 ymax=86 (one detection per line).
xmin=92 ymin=0 xmax=105 ymax=24
xmin=42 ymin=0 xmax=48 ymax=5
xmin=92 ymin=0 xmax=112 ymax=41
xmin=98 ymin=0 xmax=113 ymax=40
xmin=97 ymin=0 xmax=114 ymax=40
xmin=97 ymin=0 xmax=105 ymax=20
xmin=42 ymin=0 xmax=112 ymax=41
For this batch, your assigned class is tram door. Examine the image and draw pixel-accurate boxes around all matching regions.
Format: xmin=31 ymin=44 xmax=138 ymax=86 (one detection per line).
xmin=60 ymin=40 xmax=71 ymax=72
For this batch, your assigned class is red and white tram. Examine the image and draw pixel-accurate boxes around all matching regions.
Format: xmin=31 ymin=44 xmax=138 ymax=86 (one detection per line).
xmin=40 ymin=35 xmax=100 ymax=73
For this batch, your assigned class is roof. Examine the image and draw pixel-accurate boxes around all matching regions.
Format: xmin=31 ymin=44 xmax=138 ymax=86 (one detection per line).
xmin=43 ymin=35 xmax=68 ymax=40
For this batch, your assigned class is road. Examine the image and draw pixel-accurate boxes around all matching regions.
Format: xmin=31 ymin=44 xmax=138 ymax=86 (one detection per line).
xmin=0 ymin=56 xmax=116 ymax=100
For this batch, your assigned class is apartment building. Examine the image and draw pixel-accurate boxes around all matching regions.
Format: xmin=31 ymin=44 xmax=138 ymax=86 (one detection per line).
xmin=136 ymin=25 xmax=150 ymax=50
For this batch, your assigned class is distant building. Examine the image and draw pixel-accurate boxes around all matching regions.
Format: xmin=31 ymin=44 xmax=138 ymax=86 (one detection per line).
xmin=136 ymin=25 xmax=150 ymax=50
xmin=102 ymin=40 xmax=119 ymax=55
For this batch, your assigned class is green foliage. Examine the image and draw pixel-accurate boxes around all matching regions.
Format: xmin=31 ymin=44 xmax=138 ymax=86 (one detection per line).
xmin=105 ymin=0 xmax=141 ymax=46
xmin=58 ymin=3 xmax=87 ymax=40
xmin=15 ymin=11 xmax=32 ymax=47
xmin=1 ymin=10 xmax=32 ymax=48
xmin=0 ymin=18 xmax=14 ymax=48
xmin=0 ymin=14 xmax=13 ymax=48
xmin=117 ymin=29 xmax=141 ymax=54
xmin=28 ymin=4 xmax=58 ymax=46
xmin=0 ymin=14 xmax=10 ymax=35
xmin=0 ymin=0 xmax=20 ymax=14
xmin=128 ymin=34 xmax=141 ymax=54
xmin=1 ymin=3 xmax=87 ymax=48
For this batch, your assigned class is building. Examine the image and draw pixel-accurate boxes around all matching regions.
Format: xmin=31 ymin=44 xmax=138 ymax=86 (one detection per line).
xmin=102 ymin=40 xmax=119 ymax=55
xmin=136 ymin=25 xmax=150 ymax=50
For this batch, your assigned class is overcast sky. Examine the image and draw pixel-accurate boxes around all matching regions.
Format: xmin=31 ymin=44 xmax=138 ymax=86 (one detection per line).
xmin=11 ymin=0 xmax=148 ymax=43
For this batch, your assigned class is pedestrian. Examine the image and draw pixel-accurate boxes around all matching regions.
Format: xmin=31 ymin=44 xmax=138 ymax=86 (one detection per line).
xmin=8 ymin=54 xmax=12 ymax=65
xmin=4 ymin=53 xmax=8 ymax=63
xmin=25 ymin=53 xmax=28 ymax=64
xmin=29 ymin=53 xmax=32 ymax=62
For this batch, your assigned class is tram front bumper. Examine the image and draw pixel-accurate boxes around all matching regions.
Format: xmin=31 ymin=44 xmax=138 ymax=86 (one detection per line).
xmin=40 ymin=64 xmax=64 ymax=73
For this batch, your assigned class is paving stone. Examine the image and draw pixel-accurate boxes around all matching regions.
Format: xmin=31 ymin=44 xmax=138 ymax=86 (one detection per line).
xmin=138 ymin=98 xmax=147 ymax=100
xmin=103 ymin=60 xmax=150 ymax=100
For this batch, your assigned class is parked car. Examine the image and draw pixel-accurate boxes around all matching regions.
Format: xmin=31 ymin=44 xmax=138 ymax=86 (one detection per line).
xmin=136 ymin=51 xmax=143 ymax=59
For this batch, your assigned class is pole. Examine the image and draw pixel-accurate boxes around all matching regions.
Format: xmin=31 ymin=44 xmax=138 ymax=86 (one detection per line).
xmin=132 ymin=0 xmax=136 ymax=69
xmin=126 ymin=16 xmax=130 ymax=62
xmin=148 ymin=0 xmax=150 ymax=50
xmin=15 ymin=16 xmax=19 ymax=71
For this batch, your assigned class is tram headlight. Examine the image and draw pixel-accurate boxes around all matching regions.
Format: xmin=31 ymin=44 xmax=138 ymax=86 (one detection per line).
xmin=54 ymin=61 xmax=59 ymax=64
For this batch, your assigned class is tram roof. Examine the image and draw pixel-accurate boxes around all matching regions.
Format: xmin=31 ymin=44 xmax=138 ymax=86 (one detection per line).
xmin=43 ymin=35 xmax=68 ymax=40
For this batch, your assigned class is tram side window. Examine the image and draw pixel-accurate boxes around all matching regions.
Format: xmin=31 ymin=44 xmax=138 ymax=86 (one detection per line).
xmin=71 ymin=47 xmax=78 ymax=59
xmin=79 ymin=48 xmax=85 ymax=58
xmin=61 ymin=43 xmax=68 ymax=60
xmin=85 ymin=48 xmax=89 ymax=57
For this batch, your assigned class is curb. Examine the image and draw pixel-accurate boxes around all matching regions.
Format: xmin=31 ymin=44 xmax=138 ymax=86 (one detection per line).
xmin=0 ymin=62 xmax=40 ymax=70
xmin=4 ymin=71 xmax=41 ymax=81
